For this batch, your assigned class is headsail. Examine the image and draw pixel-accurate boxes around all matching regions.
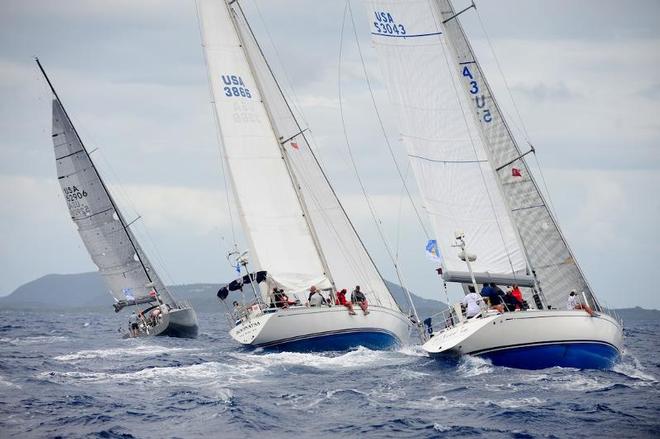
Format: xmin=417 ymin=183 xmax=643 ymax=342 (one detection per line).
xmin=196 ymin=0 xmax=331 ymax=295
xmin=51 ymin=99 xmax=175 ymax=306
xmin=363 ymin=2 xmax=528 ymax=283
xmin=364 ymin=1 xmax=598 ymax=310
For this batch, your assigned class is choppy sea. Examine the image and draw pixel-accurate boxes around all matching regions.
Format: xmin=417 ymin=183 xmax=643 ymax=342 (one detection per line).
xmin=0 ymin=309 xmax=658 ymax=438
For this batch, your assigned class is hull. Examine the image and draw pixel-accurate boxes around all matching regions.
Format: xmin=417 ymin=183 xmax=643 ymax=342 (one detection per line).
xmin=422 ymin=310 xmax=623 ymax=370
xmin=230 ymin=305 xmax=411 ymax=352
xmin=158 ymin=307 xmax=199 ymax=339
xmin=126 ymin=305 xmax=199 ymax=339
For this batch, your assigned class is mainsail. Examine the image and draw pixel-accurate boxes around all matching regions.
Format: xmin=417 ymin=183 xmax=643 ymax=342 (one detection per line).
xmin=51 ymin=98 xmax=175 ymax=306
xmin=364 ymin=0 xmax=598 ymax=310
xmin=197 ymin=0 xmax=401 ymax=311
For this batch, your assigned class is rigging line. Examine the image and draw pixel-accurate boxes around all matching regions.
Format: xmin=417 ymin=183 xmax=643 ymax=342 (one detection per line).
xmin=472 ymin=5 xmax=560 ymax=214
xmin=394 ymin=160 xmax=412 ymax=264
xmin=347 ymin=0 xmax=430 ymax=241
xmin=427 ymin=3 xmax=518 ymax=278
xmin=194 ymin=0 xmax=238 ymax=249
xmin=473 ymin=7 xmax=531 ymax=142
xmin=288 ymin=155 xmax=380 ymax=303
xmin=248 ymin=0 xmax=308 ymax=129
xmin=339 ymin=2 xmax=418 ymax=318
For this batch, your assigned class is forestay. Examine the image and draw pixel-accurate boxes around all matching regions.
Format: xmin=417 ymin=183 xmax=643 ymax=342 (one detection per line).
xmin=52 ymin=99 xmax=174 ymax=305
xmin=228 ymin=2 xmax=401 ymax=311
xmin=363 ymin=1 xmax=527 ymax=281
xmin=433 ymin=0 xmax=598 ymax=311
xmin=196 ymin=0 xmax=331 ymax=295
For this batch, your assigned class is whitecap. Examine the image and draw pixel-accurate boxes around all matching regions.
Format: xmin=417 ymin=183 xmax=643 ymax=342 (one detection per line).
xmin=457 ymin=355 xmax=493 ymax=377
xmin=232 ymin=346 xmax=415 ymax=371
xmin=0 ymin=335 xmax=68 ymax=346
xmin=612 ymin=352 xmax=657 ymax=384
xmin=494 ymin=396 xmax=546 ymax=409
xmin=38 ymin=361 xmax=265 ymax=390
xmin=0 ymin=374 xmax=20 ymax=389
xmin=433 ymin=423 xmax=451 ymax=432
xmin=54 ymin=345 xmax=200 ymax=362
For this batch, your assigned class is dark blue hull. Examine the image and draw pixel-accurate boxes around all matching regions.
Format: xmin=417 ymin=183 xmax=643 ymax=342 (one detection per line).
xmin=476 ymin=342 xmax=620 ymax=370
xmin=258 ymin=330 xmax=401 ymax=352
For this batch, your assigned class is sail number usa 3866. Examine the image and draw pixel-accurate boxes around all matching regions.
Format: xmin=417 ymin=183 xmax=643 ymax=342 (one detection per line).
xmin=221 ymin=75 xmax=252 ymax=99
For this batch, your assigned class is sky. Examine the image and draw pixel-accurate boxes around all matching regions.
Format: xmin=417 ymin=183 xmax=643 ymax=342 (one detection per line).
xmin=0 ymin=0 xmax=658 ymax=309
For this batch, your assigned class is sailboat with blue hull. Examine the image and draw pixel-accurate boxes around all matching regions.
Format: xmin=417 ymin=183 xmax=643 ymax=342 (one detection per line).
xmin=196 ymin=0 xmax=416 ymax=351
xmin=362 ymin=0 xmax=622 ymax=369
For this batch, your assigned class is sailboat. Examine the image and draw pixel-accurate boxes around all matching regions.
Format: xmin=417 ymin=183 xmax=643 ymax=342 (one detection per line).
xmin=37 ymin=59 xmax=199 ymax=339
xmin=362 ymin=1 xmax=623 ymax=369
xmin=195 ymin=0 xmax=416 ymax=351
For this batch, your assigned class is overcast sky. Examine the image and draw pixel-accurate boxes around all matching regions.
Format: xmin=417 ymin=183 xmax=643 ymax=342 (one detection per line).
xmin=1 ymin=0 xmax=658 ymax=309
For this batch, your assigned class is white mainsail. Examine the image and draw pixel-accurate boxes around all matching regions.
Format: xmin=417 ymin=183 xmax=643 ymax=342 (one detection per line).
xmin=197 ymin=0 xmax=332 ymax=295
xmin=197 ymin=0 xmax=401 ymax=311
xmin=52 ymin=99 xmax=174 ymax=305
xmin=363 ymin=2 xmax=527 ymax=282
xmin=364 ymin=0 xmax=598 ymax=310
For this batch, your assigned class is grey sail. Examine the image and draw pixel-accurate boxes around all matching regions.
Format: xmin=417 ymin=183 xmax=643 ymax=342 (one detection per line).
xmin=436 ymin=0 xmax=599 ymax=311
xmin=52 ymin=99 xmax=175 ymax=307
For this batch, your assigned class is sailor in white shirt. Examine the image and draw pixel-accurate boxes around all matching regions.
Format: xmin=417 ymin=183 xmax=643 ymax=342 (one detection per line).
xmin=462 ymin=292 xmax=483 ymax=318
xmin=567 ymin=290 xmax=596 ymax=316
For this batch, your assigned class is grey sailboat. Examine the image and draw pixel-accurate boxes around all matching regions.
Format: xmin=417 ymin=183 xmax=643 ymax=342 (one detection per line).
xmin=37 ymin=58 xmax=198 ymax=339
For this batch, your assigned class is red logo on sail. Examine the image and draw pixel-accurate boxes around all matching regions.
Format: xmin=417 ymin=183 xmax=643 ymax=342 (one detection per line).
xmin=511 ymin=167 xmax=522 ymax=177
xmin=290 ymin=142 xmax=299 ymax=150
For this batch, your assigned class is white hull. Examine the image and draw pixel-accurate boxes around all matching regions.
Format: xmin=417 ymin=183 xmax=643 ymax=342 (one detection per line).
xmin=422 ymin=310 xmax=623 ymax=369
xmin=229 ymin=305 xmax=412 ymax=351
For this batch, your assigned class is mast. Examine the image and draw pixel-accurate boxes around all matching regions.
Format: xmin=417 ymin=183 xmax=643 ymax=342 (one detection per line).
xmin=36 ymin=58 xmax=168 ymax=304
xmin=435 ymin=0 xmax=599 ymax=310
xmin=225 ymin=3 xmax=336 ymax=291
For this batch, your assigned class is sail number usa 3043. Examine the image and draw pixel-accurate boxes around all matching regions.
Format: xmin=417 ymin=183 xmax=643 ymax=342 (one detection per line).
xmin=373 ymin=11 xmax=406 ymax=36
xmin=221 ymin=75 xmax=252 ymax=99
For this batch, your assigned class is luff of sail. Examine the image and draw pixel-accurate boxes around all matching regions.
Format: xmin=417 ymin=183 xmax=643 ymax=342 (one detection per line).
xmin=196 ymin=0 xmax=332 ymax=295
xmin=228 ymin=3 xmax=401 ymax=311
xmin=52 ymin=99 xmax=175 ymax=306
xmin=433 ymin=0 xmax=599 ymax=311
xmin=363 ymin=2 xmax=528 ymax=282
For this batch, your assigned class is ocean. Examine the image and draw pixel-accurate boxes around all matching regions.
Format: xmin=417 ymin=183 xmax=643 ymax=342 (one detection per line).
xmin=0 ymin=309 xmax=658 ymax=438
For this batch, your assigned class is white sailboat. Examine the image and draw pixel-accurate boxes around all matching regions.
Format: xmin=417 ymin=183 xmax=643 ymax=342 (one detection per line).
xmin=37 ymin=59 xmax=199 ymax=339
xmin=196 ymin=0 xmax=416 ymax=350
xmin=362 ymin=1 xmax=623 ymax=369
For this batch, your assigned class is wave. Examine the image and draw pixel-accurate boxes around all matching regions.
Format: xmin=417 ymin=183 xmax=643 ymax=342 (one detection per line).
xmin=37 ymin=361 xmax=259 ymax=402
xmin=0 ymin=335 xmax=69 ymax=346
xmin=612 ymin=352 xmax=657 ymax=384
xmin=456 ymin=355 xmax=493 ymax=377
xmin=0 ymin=374 xmax=20 ymax=388
xmin=54 ymin=345 xmax=200 ymax=362
xmin=232 ymin=346 xmax=418 ymax=371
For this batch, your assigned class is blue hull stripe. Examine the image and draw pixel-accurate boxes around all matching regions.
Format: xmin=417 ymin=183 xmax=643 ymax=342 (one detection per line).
xmin=473 ymin=342 xmax=620 ymax=370
xmin=256 ymin=329 xmax=400 ymax=352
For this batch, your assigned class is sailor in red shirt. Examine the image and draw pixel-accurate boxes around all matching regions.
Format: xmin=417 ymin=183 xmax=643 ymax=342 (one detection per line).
xmin=336 ymin=289 xmax=356 ymax=315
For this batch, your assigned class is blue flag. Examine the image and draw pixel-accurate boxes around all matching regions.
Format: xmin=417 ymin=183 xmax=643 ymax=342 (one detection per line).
xmin=425 ymin=239 xmax=442 ymax=262
xmin=122 ymin=288 xmax=135 ymax=301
